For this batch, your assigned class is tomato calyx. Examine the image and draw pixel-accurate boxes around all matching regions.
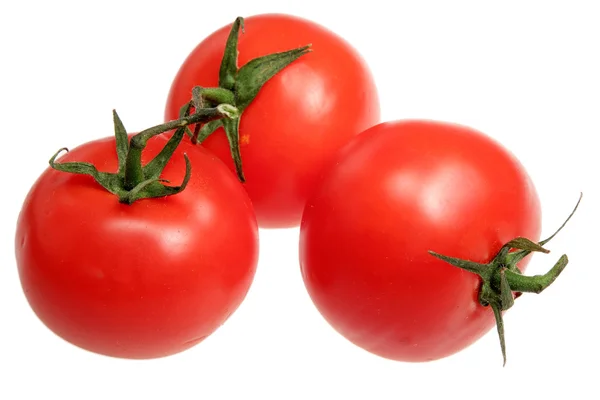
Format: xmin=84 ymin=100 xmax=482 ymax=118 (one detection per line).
xmin=186 ymin=16 xmax=312 ymax=182
xmin=429 ymin=193 xmax=582 ymax=366
xmin=49 ymin=102 xmax=239 ymax=204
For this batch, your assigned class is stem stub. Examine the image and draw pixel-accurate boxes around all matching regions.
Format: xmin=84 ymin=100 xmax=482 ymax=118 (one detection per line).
xmin=429 ymin=193 xmax=582 ymax=366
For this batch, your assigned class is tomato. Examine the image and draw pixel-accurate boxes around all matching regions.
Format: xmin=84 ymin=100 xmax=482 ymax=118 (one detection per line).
xmin=165 ymin=13 xmax=380 ymax=228
xmin=15 ymin=133 xmax=259 ymax=359
xmin=299 ymin=120 xmax=543 ymax=362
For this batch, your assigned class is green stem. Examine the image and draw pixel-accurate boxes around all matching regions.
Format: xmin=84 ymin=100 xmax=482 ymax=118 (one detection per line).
xmin=123 ymin=105 xmax=238 ymax=188
xmin=140 ymin=105 xmax=237 ymax=141
xmin=193 ymin=86 xmax=235 ymax=106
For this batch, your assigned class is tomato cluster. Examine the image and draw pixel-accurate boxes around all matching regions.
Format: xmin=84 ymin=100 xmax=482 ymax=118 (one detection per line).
xmin=15 ymin=13 xmax=578 ymax=364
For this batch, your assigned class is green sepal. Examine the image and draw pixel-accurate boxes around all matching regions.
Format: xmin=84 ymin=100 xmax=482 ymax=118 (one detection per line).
xmin=234 ymin=45 xmax=312 ymax=110
xmin=490 ymin=303 xmax=507 ymax=366
xmin=219 ymin=16 xmax=244 ymax=91
xmin=222 ymin=117 xmax=244 ymax=182
xmin=113 ymin=110 xmax=129 ymax=174
xmin=49 ymin=148 xmax=124 ymax=196
xmin=195 ymin=119 xmax=224 ymax=144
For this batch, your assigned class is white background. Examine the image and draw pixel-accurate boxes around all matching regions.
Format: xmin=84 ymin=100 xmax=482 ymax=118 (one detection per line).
xmin=1 ymin=0 xmax=599 ymax=398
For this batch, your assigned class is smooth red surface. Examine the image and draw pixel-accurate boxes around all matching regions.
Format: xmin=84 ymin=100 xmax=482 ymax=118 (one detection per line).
xmin=164 ymin=13 xmax=380 ymax=228
xmin=15 ymin=135 xmax=259 ymax=359
xmin=299 ymin=120 xmax=541 ymax=362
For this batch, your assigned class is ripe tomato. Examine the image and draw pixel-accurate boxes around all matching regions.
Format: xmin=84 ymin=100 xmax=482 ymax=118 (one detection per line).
xmin=299 ymin=120 xmax=542 ymax=362
xmin=165 ymin=13 xmax=380 ymax=228
xmin=15 ymin=134 xmax=259 ymax=359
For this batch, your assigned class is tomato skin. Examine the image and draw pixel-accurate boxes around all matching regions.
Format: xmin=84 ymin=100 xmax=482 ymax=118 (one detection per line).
xmin=299 ymin=120 xmax=541 ymax=362
xmin=164 ymin=13 xmax=380 ymax=228
xmin=15 ymin=136 xmax=259 ymax=359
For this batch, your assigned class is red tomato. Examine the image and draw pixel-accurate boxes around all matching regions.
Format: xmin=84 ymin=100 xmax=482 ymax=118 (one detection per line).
xmin=15 ymin=135 xmax=259 ymax=359
xmin=299 ymin=120 xmax=541 ymax=362
xmin=165 ymin=13 xmax=380 ymax=228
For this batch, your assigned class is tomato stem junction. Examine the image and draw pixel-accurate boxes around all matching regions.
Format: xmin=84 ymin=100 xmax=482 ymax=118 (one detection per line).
xmin=183 ymin=16 xmax=312 ymax=182
xmin=429 ymin=193 xmax=582 ymax=366
xmin=50 ymin=103 xmax=239 ymax=204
